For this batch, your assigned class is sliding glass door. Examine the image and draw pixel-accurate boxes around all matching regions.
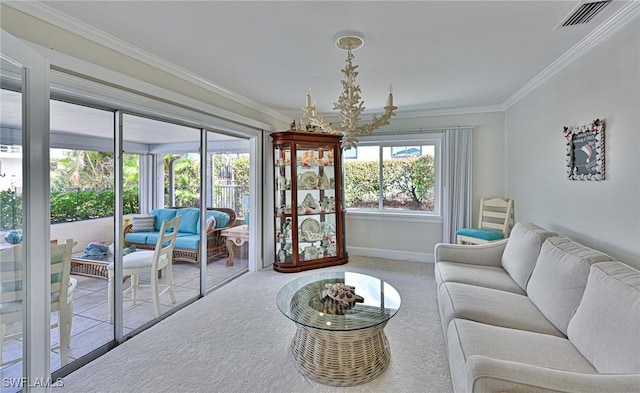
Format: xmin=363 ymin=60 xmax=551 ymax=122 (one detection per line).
xmin=49 ymin=101 xmax=117 ymax=372
xmin=119 ymin=114 xmax=201 ymax=331
xmin=205 ymin=131 xmax=251 ymax=292
xmin=1 ymin=29 xmax=259 ymax=390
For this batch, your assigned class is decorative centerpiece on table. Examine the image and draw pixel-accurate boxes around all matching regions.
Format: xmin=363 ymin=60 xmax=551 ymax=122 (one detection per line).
xmin=315 ymin=283 xmax=364 ymax=315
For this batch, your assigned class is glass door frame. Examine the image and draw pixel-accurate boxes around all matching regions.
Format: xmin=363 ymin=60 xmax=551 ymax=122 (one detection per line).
xmin=2 ymin=28 xmax=52 ymax=391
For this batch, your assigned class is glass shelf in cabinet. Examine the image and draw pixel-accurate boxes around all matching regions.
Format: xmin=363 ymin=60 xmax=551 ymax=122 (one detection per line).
xmin=296 ymin=210 xmax=336 ymax=216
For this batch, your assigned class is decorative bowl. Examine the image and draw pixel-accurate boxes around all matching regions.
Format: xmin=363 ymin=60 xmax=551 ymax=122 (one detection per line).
xmin=5 ymin=230 xmax=23 ymax=244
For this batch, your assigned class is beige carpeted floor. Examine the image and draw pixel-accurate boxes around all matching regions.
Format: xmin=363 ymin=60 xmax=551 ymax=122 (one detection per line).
xmin=59 ymin=256 xmax=453 ymax=393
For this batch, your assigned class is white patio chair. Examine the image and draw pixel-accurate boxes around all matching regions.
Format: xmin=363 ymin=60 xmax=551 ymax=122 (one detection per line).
xmin=108 ymin=215 xmax=181 ymax=323
xmin=0 ymin=239 xmax=76 ymax=367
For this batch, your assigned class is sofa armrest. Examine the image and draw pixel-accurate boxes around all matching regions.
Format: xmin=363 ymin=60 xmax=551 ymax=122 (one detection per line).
xmin=466 ymin=355 xmax=640 ymax=393
xmin=434 ymin=239 xmax=507 ymax=267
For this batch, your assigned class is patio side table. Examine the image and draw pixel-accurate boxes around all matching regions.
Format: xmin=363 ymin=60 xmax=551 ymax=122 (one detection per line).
xmin=221 ymin=225 xmax=249 ymax=266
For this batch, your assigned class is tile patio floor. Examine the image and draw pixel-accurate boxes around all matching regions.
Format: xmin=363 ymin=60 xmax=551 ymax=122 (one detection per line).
xmin=0 ymin=254 xmax=248 ymax=392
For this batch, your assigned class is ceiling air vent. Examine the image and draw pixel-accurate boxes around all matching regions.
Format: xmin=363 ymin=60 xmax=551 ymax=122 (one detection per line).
xmin=560 ymin=1 xmax=611 ymax=27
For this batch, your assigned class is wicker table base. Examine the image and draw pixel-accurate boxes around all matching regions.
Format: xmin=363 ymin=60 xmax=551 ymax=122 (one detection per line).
xmin=71 ymin=254 xmax=112 ymax=279
xmin=290 ymin=321 xmax=391 ymax=386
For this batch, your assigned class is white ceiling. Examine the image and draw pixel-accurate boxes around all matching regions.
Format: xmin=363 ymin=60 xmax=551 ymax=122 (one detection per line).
xmin=11 ymin=1 xmax=638 ymax=120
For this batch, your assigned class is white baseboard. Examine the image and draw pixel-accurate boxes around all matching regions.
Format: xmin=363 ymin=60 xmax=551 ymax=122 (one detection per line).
xmin=347 ymin=246 xmax=434 ymax=263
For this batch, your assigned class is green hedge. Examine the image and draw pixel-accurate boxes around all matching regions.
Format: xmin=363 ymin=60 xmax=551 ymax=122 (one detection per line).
xmin=0 ymin=187 xmax=139 ymax=229
xmin=344 ymin=155 xmax=435 ymax=211
xmin=50 ymin=187 xmax=139 ymax=223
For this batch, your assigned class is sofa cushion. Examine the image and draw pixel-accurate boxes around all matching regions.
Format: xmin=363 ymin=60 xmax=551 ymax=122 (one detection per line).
xmin=527 ymin=237 xmax=614 ymax=336
xmin=145 ymin=232 xmax=190 ymax=247
xmin=438 ymin=282 xmax=564 ymax=339
xmin=196 ymin=210 xmax=230 ymax=234
xmin=174 ymin=234 xmax=201 ymax=250
xmin=131 ymin=215 xmax=155 ymax=232
xmin=150 ymin=208 xmax=177 ymax=231
xmin=435 ymin=262 xmax=525 ymax=294
xmin=447 ymin=319 xmax=596 ymax=393
xmin=500 ymin=222 xmax=557 ymax=290
xmin=176 ymin=208 xmax=200 ymax=234
xmin=568 ymin=262 xmax=640 ymax=374
xmin=125 ymin=232 xmax=152 ymax=245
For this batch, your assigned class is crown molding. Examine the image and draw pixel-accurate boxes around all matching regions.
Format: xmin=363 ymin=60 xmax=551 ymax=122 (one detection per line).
xmin=393 ymin=104 xmax=505 ymax=118
xmin=502 ymin=1 xmax=640 ymax=110
xmin=283 ymin=104 xmax=505 ymax=122
xmin=5 ymin=1 xmax=291 ymax=124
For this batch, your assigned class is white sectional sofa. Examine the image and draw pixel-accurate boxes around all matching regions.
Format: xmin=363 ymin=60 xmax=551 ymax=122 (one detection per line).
xmin=435 ymin=222 xmax=640 ymax=393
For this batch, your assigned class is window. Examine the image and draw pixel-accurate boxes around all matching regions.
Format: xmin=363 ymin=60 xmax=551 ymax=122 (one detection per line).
xmin=343 ymin=135 xmax=441 ymax=215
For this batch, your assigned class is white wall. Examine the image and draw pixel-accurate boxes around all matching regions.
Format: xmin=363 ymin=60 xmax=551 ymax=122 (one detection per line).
xmin=505 ymin=20 xmax=640 ymax=268
xmin=347 ymin=111 xmax=506 ymax=261
xmin=49 ymin=217 xmax=114 ymax=253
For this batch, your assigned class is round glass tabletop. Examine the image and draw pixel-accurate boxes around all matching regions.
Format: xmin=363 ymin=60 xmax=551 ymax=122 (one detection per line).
xmin=276 ymin=272 xmax=401 ymax=331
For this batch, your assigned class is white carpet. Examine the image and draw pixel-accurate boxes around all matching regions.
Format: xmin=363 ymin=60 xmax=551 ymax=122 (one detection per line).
xmin=59 ymin=256 xmax=453 ymax=393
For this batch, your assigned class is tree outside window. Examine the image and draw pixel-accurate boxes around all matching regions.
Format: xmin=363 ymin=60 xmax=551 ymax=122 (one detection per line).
xmin=49 ymin=149 xmax=140 ymax=222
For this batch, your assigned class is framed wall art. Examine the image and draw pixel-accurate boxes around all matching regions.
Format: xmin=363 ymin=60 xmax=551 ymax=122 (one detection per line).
xmin=563 ymin=119 xmax=605 ymax=181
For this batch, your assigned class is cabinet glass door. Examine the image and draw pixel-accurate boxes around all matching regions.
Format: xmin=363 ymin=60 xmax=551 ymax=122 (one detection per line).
xmin=274 ymin=143 xmax=293 ymax=263
xmin=295 ymin=143 xmax=337 ymax=262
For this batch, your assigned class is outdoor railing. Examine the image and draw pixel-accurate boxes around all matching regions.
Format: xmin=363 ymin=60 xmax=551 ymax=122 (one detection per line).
xmin=212 ymin=184 xmax=249 ymax=216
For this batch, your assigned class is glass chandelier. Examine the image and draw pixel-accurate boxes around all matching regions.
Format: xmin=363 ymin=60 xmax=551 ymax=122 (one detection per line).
xmin=302 ymin=31 xmax=397 ymax=149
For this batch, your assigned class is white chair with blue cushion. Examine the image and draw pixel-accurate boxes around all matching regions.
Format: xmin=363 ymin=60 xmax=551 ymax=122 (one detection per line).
xmin=108 ymin=215 xmax=181 ymax=323
xmin=456 ymin=198 xmax=514 ymax=245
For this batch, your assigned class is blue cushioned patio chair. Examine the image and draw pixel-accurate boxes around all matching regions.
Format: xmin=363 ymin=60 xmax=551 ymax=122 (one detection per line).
xmin=456 ymin=198 xmax=514 ymax=245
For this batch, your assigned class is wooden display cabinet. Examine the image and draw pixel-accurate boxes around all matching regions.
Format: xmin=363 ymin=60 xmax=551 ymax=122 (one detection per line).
xmin=271 ymin=131 xmax=349 ymax=272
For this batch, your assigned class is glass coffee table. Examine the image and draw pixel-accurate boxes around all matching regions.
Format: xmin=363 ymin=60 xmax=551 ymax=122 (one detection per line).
xmin=277 ymin=272 xmax=401 ymax=386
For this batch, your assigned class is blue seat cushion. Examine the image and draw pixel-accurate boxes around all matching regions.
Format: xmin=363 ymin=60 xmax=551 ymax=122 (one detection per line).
xmin=150 ymin=209 xmax=178 ymax=231
xmin=176 ymin=208 xmax=200 ymax=234
xmin=456 ymin=228 xmax=505 ymax=241
xmin=125 ymin=232 xmax=152 ymax=245
xmin=144 ymin=232 xmax=189 ymax=247
xmin=174 ymin=235 xmax=200 ymax=250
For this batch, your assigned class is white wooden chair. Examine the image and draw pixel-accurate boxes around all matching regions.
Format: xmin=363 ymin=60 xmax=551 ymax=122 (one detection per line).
xmin=108 ymin=215 xmax=181 ymax=323
xmin=456 ymin=198 xmax=514 ymax=245
xmin=0 ymin=239 xmax=76 ymax=367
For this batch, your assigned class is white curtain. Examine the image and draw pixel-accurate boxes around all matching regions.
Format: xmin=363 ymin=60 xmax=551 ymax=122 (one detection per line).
xmin=442 ymin=128 xmax=473 ymax=243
